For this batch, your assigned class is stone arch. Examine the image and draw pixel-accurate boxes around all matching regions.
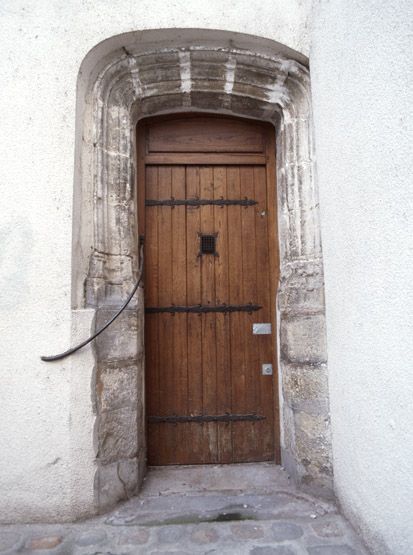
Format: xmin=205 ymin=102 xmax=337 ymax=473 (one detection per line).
xmin=73 ymin=29 xmax=332 ymax=513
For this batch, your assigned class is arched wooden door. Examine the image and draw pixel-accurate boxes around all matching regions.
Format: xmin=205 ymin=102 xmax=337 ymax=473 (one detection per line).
xmin=138 ymin=115 xmax=280 ymax=465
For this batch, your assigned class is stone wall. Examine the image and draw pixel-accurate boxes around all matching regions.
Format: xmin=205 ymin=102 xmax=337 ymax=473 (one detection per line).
xmin=93 ymin=304 xmax=145 ymax=511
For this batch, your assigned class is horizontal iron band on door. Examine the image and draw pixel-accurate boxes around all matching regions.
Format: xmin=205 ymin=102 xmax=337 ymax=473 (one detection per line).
xmin=145 ymin=198 xmax=257 ymax=207
xmin=145 ymin=304 xmax=262 ymax=314
xmin=148 ymin=414 xmax=266 ymax=423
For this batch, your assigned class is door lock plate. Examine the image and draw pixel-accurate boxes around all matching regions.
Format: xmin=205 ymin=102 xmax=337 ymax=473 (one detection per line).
xmin=262 ymin=364 xmax=273 ymax=376
xmin=253 ymin=323 xmax=272 ymax=335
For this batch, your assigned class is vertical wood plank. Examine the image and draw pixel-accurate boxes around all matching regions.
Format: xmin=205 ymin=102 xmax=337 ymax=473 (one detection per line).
xmin=157 ymin=165 xmax=174 ymax=463
xmin=200 ymin=166 xmax=218 ymax=463
xmin=171 ymin=166 xmax=188 ymax=463
xmin=213 ymin=167 xmax=232 ymax=462
xmin=185 ymin=166 xmax=204 ymax=462
xmin=238 ymin=166 xmax=260 ymax=460
xmin=226 ymin=166 xmax=245 ymax=462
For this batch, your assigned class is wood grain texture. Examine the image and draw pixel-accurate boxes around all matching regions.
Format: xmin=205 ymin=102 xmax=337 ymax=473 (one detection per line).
xmin=141 ymin=115 xmax=279 ymax=465
xmin=145 ymin=153 xmax=266 ymax=165
xmin=148 ymin=116 xmax=265 ymax=153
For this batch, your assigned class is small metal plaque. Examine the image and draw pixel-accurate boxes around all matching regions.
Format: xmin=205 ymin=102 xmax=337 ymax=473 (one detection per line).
xmin=262 ymin=364 xmax=273 ymax=376
xmin=253 ymin=323 xmax=272 ymax=335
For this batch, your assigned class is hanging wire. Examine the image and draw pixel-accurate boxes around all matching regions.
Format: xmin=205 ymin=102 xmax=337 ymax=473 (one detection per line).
xmin=41 ymin=248 xmax=144 ymax=362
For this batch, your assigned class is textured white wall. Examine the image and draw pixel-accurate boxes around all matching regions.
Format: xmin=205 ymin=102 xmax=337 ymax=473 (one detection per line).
xmin=0 ymin=0 xmax=312 ymax=522
xmin=311 ymin=1 xmax=413 ymax=553
xmin=3 ymin=1 xmax=412 ymax=547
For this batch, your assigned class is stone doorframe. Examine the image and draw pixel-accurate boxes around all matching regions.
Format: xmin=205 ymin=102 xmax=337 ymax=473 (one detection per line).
xmin=73 ymin=29 xmax=332 ymax=513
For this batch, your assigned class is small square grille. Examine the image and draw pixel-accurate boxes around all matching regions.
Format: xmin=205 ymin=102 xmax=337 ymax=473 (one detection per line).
xmin=200 ymin=234 xmax=217 ymax=255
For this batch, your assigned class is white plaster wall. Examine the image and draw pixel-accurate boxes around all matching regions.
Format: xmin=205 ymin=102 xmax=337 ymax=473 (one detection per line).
xmin=0 ymin=0 xmax=312 ymax=522
xmin=311 ymin=1 xmax=413 ymax=553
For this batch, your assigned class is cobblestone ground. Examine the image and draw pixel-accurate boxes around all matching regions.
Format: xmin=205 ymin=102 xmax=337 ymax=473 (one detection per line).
xmin=0 ymin=465 xmax=369 ymax=555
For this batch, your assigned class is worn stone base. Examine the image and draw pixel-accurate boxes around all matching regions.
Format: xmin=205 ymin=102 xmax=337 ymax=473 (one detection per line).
xmin=0 ymin=465 xmax=368 ymax=554
xmin=93 ymin=307 xmax=146 ymax=512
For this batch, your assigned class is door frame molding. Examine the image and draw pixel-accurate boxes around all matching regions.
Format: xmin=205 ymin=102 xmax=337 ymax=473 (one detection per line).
xmin=72 ymin=29 xmax=332 ymax=514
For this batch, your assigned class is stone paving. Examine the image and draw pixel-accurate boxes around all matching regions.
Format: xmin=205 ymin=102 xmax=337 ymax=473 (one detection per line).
xmin=0 ymin=464 xmax=369 ymax=555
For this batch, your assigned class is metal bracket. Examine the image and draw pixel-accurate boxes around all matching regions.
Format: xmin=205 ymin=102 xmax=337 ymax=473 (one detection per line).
xmin=146 ymin=304 xmax=262 ymax=314
xmin=145 ymin=197 xmax=257 ymax=207
xmin=148 ymin=413 xmax=266 ymax=423
xmin=262 ymin=364 xmax=273 ymax=376
xmin=253 ymin=323 xmax=272 ymax=335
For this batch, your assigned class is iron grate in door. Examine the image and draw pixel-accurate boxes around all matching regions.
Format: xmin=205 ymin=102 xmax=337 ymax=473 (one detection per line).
xmin=199 ymin=233 xmax=218 ymax=256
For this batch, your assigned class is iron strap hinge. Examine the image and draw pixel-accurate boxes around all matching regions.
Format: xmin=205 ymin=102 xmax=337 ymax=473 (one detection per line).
xmin=145 ymin=198 xmax=257 ymax=207
xmin=148 ymin=414 xmax=266 ymax=424
xmin=145 ymin=304 xmax=262 ymax=314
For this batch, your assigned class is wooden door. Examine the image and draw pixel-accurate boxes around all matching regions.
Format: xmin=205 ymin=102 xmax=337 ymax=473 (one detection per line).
xmin=139 ymin=115 xmax=279 ymax=465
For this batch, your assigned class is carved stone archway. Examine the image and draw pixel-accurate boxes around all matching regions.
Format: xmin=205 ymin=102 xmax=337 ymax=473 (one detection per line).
xmin=73 ymin=29 xmax=332 ymax=513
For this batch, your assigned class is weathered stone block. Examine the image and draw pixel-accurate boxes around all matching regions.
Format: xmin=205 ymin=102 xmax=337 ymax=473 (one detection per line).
xmin=233 ymin=80 xmax=275 ymax=100
xmin=294 ymin=411 xmax=330 ymax=442
xmin=98 ymin=407 xmax=138 ymax=463
xmin=278 ymin=260 xmax=325 ymax=313
xmin=190 ymin=91 xmax=227 ymax=110
xmin=142 ymin=80 xmax=182 ymax=97
xmin=282 ymin=363 xmax=329 ymax=413
xmin=95 ymin=458 xmax=139 ymax=512
xmin=95 ymin=308 xmax=141 ymax=362
xmin=283 ymin=118 xmax=312 ymax=167
xmin=190 ymin=50 xmax=230 ymax=64
xmin=281 ymin=403 xmax=296 ymax=457
xmin=85 ymin=277 xmax=106 ymax=307
xmin=191 ymin=62 xmax=227 ymax=81
xmin=235 ymin=54 xmax=283 ymax=72
xmin=97 ymin=364 xmax=139 ymax=413
xmin=139 ymin=64 xmax=181 ymax=85
xmin=230 ymin=94 xmax=271 ymax=118
xmin=88 ymin=251 xmax=106 ymax=279
xmin=192 ymin=79 xmax=227 ymax=92
xmin=280 ymin=314 xmax=327 ymax=364
xmin=294 ymin=409 xmax=333 ymax=490
xmin=102 ymin=254 xmax=134 ymax=283
xmin=138 ymin=94 xmax=184 ymax=116
xmin=235 ymin=65 xmax=278 ymax=88
xmin=138 ymin=51 xmax=180 ymax=67
xmin=279 ymin=284 xmax=325 ymax=315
